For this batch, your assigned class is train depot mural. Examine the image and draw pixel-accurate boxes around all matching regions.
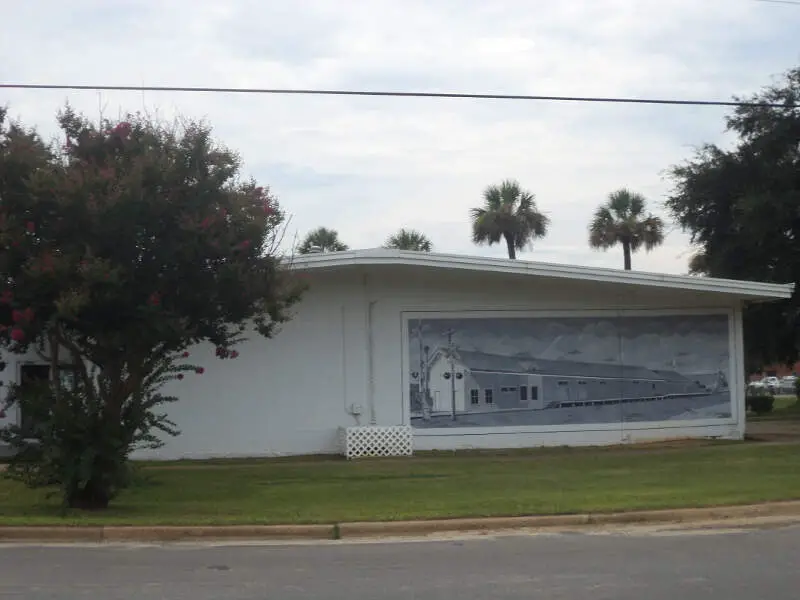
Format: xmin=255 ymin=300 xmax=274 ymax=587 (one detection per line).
xmin=407 ymin=313 xmax=733 ymax=429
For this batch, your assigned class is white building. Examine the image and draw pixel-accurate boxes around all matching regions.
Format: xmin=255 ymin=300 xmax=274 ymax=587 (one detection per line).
xmin=423 ymin=349 xmax=709 ymax=417
xmin=0 ymin=249 xmax=793 ymax=459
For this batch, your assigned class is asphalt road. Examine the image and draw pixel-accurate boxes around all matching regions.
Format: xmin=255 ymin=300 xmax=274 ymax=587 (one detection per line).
xmin=1 ymin=525 xmax=799 ymax=599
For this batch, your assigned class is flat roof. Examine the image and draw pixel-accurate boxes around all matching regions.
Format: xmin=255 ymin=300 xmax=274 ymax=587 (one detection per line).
xmin=291 ymin=248 xmax=793 ymax=301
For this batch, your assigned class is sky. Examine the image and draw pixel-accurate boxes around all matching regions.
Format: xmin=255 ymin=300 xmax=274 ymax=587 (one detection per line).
xmin=409 ymin=314 xmax=730 ymax=374
xmin=2 ymin=0 xmax=799 ymax=274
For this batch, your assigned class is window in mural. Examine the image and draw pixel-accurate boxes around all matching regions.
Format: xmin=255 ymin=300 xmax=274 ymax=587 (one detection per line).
xmin=407 ymin=313 xmax=733 ymax=429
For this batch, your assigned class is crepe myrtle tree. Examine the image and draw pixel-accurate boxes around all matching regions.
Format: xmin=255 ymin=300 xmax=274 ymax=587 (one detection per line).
xmin=0 ymin=107 xmax=305 ymax=509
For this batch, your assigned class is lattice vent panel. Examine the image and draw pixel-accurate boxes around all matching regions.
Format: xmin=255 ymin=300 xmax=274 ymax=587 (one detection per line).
xmin=342 ymin=425 xmax=413 ymax=459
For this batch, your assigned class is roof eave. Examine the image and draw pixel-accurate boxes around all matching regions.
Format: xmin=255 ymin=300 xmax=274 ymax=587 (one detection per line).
xmin=288 ymin=249 xmax=794 ymax=301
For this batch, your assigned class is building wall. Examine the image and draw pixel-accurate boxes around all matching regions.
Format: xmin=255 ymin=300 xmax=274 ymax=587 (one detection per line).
xmin=750 ymin=362 xmax=800 ymax=379
xmin=1 ymin=266 xmax=748 ymax=459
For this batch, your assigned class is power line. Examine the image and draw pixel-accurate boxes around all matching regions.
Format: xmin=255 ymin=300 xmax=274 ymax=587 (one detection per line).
xmin=754 ymin=0 xmax=800 ymax=5
xmin=0 ymin=83 xmax=787 ymax=109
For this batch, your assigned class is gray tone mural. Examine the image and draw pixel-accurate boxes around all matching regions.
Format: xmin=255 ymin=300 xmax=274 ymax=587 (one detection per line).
xmin=407 ymin=313 xmax=732 ymax=429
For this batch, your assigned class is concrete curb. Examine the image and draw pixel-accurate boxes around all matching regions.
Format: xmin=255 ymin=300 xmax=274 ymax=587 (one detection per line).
xmin=2 ymin=501 xmax=800 ymax=543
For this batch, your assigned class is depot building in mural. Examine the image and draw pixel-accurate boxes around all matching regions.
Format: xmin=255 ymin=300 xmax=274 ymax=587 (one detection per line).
xmin=0 ymin=248 xmax=793 ymax=459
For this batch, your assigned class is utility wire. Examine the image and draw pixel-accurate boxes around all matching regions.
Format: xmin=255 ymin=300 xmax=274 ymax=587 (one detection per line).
xmin=0 ymin=83 xmax=787 ymax=108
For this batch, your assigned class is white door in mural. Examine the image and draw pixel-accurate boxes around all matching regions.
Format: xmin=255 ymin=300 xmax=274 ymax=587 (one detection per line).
xmin=556 ymin=382 xmax=571 ymax=403
xmin=433 ymin=390 xmax=448 ymax=412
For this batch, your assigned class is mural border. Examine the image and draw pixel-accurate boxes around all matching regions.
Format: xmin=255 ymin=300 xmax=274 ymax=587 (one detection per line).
xmin=400 ymin=307 xmax=740 ymax=436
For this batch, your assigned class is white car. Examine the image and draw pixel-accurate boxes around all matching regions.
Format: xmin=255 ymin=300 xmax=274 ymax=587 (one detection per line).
xmin=779 ymin=376 xmax=797 ymax=394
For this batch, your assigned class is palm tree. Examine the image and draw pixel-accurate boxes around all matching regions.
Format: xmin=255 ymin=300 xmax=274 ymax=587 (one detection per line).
xmin=297 ymin=226 xmax=349 ymax=254
xmin=470 ymin=179 xmax=549 ymax=259
xmin=383 ymin=229 xmax=433 ymax=252
xmin=588 ymin=189 xmax=665 ymax=271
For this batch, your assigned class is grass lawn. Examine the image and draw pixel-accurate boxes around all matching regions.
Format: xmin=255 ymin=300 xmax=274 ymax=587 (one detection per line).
xmin=749 ymin=395 xmax=800 ymax=421
xmin=1 ymin=441 xmax=800 ymax=527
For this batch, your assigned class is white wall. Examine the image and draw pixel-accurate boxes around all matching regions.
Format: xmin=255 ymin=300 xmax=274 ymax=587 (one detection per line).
xmin=134 ymin=275 xmax=370 ymax=459
xmin=2 ymin=265 xmax=748 ymax=459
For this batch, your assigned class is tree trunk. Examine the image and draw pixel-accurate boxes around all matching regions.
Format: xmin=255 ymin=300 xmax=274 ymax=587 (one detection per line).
xmin=67 ymin=480 xmax=112 ymax=510
xmin=622 ymin=240 xmax=632 ymax=271
xmin=504 ymin=235 xmax=516 ymax=259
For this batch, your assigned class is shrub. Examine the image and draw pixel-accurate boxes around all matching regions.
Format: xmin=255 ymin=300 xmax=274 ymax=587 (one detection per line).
xmin=746 ymin=394 xmax=775 ymax=416
xmin=0 ymin=354 xmax=193 ymax=509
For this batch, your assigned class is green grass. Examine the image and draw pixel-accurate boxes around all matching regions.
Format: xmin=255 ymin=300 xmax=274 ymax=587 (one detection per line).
xmin=749 ymin=395 xmax=800 ymax=421
xmin=2 ymin=441 xmax=800 ymax=526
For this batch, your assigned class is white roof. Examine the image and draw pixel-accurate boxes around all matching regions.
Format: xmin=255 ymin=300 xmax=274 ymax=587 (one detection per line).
xmin=291 ymin=248 xmax=793 ymax=301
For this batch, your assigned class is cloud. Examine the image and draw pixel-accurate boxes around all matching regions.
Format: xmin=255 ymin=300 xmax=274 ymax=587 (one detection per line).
xmin=3 ymin=0 xmax=799 ymax=274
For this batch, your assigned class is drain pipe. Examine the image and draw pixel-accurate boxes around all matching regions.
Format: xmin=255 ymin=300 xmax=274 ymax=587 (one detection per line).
xmin=362 ymin=272 xmax=378 ymax=425
xmin=367 ymin=298 xmax=378 ymax=425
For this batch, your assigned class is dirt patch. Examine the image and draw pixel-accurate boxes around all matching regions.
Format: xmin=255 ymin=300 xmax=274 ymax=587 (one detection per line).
xmin=746 ymin=420 xmax=800 ymax=443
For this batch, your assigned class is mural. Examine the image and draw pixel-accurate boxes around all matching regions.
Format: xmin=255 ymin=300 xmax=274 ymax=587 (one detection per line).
xmin=406 ymin=313 xmax=733 ymax=429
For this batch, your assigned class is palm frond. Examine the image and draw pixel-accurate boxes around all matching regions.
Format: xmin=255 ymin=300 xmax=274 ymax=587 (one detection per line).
xmin=471 ymin=209 xmax=503 ymax=245
xmin=588 ymin=206 xmax=619 ymax=249
xmin=607 ymin=188 xmax=646 ymax=219
xmin=298 ymin=226 xmax=348 ymax=253
xmin=640 ymin=216 xmax=665 ymax=251
xmin=499 ymin=179 xmax=523 ymax=206
xmin=482 ymin=185 xmax=504 ymax=210
xmin=384 ymin=228 xmax=433 ymax=252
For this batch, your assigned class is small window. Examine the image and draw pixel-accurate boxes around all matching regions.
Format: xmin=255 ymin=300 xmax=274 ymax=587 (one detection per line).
xmin=557 ymin=380 xmax=569 ymax=386
xmin=519 ymin=385 xmax=528 ymax=401
xmin=470 ymin=389 xmax=479 ymax=405
xmin=600 ymin=380 xmax=607 ymax=385
xmin=632 ymin=380 xmax=640 ymax=384
xmin=484 ymin=389 xmax=494 ymax=404
xmin=531 ymin=386 xmax=539 ymax=400
xmin=578 ymin=380 xmax=587 ymax=385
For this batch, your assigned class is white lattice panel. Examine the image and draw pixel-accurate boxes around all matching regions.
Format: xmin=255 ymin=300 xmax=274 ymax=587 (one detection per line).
xmin=342 ymin=425 xmax=413 ymax=459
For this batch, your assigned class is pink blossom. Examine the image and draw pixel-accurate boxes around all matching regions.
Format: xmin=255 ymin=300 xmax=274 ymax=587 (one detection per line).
xmin=114 ymin=122 xmax=132 ymax=137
